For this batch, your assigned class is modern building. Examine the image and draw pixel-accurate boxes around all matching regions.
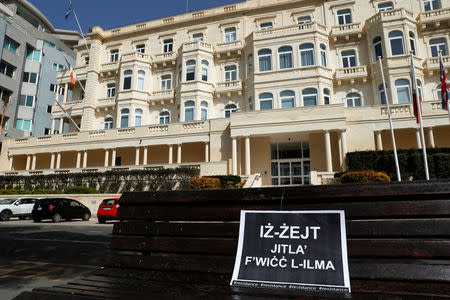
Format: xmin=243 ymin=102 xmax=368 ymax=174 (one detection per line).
xmin=0 ymin=0 xmax=80 ymax=147
xmin=0 ymin=0 xmax=449 ymax=186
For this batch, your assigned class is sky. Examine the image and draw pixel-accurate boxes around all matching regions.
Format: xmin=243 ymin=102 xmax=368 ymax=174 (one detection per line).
xmin=28 ymin=0 xmax=244 ymax=34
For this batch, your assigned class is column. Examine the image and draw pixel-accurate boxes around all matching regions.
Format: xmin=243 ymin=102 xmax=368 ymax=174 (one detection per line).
xmin=50 ymin=153 xmax=55 ymax=169
xmin=82 ymin=151 xmax=88 ymax=168
xmin=325 ymin=131 xmax=332 ymax=173
xmin=177 ymin=144 xmax=182 ymax=164
xmin=59 ymin=117 xmax=64 ymax=134
xmin=232 ymin=137 xmax=237 ymax=175
xmin=427 ymin=128 xmax=435 ymax=149
xmin=104 ymin=149 xmax=109 ymax=167
xmin=25 ymin=155 xmax=31 ymax=171
xmin=31 ymin=155 xmax=36 ymax=170
xmin=135 ymin=147 xmax=140 ymax=166
xmin=76 ymin=151 xmax=81 ymax=168
xmin=245 ymin=136 xmax=251 ymax=176
xmin=415 ymin=128 xmax=422 ymax=149
xmin=56 ymin=152 xmax=61 ymax=169
xmin=9 ymin=156 xmax=13 ymax=171
xmin=376 ymin=131 xmax=383 ymax=151
xmin=51 ymin=119 xmax=56 ymax=135
xmin=340 ymin=130 xmax=348 ymax=171
xmin=63 ymin=83 xmax=68 ymax=103
xmin=112 ymin=149 xmax=116 ymax=167
xmin=204 ymin=142 xmax=209 ymax=162
xmin=168 ymin=145 xmax=173 ymax=164
xmin=143 ymin=147 xmax=148 ymax=165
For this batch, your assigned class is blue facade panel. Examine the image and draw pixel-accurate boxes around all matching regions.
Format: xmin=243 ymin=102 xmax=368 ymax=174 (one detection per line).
xmin=0 ymin=14 xmax=7 ymax=66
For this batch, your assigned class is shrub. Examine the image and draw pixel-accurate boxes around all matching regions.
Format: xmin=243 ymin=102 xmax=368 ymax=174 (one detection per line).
xmin=33 ymin=189 xmax=63 ymax=194
xmin=64 ymin=186 xmax=100 ymax=194
xmin=340 ymin=170 xmax=390 ymax=184
xmin=189 ymin=177 xmax=221 ymax=190
xmin=235 ymin=180 xmax=247 ymax=189
xmin=208 ymin=175 xmax=242 ymax=188
xmin=0 ymin=189 xmax=32 ymax=195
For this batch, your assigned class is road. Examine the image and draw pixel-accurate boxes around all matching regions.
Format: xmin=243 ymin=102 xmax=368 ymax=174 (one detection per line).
xmin=0 ymin=219 xmax=113 ymax=300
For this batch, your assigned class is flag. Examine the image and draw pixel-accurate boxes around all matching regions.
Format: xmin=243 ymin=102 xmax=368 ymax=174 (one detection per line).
xmin=440 ymin=54 xmax=450 ymax=111
xmin=410 ymin=57 xmax=422 ymax=124
xmin=70 ymin=66 xmax=77 ymax=85
xmin=65 ymin=1 xmax=73 ymax=20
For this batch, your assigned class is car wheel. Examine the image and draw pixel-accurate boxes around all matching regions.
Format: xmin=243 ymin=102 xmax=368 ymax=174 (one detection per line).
xmin=98 ymin=217 xmax=105 ymax=224
xmin=33 ymin=218 xmax=41 ymax=223
xmin=52 ymin=213 xmax=61 ymax=223
xmin=19 ymin=216 xmax=27 ymax=220
xmin=0 ymin=210 xmax=12 ymax=221
xmin=82 ymin=213 xmax=91 ymax=221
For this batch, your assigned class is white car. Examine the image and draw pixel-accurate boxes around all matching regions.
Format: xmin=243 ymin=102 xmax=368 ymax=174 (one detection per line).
xmin=0 ymin=197 xmax=40 ymax=221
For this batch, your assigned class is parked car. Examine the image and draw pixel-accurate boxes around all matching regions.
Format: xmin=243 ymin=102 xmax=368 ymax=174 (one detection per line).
xmin=32 ymin=198 xmax=91 ymax=223
xmin=97 ymin=198 xmax=120 ymax=224
xmin=0 ymin=197 xmax=40 ymax=221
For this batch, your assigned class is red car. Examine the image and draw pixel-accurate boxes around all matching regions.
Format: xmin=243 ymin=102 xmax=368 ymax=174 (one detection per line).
xmin=97 ymin=198 xmax=120 ymax=224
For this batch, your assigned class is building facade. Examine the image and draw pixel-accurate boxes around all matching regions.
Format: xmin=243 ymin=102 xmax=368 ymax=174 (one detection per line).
xmin=0 ymin=0 xmax=80 ymax=145
xmin=0 ymin=0 xmax=449 ymax=185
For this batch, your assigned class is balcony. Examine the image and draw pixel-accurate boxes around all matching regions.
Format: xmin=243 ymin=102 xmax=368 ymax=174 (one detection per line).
xmin=100 ymin=61 xmax=119 ymax=76
xmin=180 ymin=41 xmax=213 ymax=54
xmin=52 ymin=100 xmax=84 ymax=116
xmin=253 ymin=66 xmax=332 ymax=84
xmin=366 ymin=8 xmax=415 ymax=27
xmin=58 ymin=66 xmax=87 ymax=83
xmin=96 ymin=98 xmax=115 ymax=110
xmin=331 ymin=22 xmax=363 ymax=43
xmin=178 ymin=81 xmax=215 ymax=94
xmin=253 ymin=22 xmax=327 ymax=41
xmin=335 ymin=65 xmax=368 ymax=86
xmin=151 ymin=90 xmax=174 ymax=103
xmin=215 ymin=40 xmax=242 ymax=58
xmin=419 ymin=8 xmax=450 ymax=30
xmin=153 ymin=52 xmax=177 ymax=68
xmin=425 ymin=55 xmax=450 ymax=76
xmin=216 ymin=80 xmax=242 ymax=97
xmin=121 ymin=52 xmax=152 ymax=64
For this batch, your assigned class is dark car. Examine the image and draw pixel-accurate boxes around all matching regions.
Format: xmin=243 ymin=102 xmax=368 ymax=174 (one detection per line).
xmin=32 ymin=198 xmax=91 ymax=223
xmin=97 ymin=198 xmax=120 ymax=224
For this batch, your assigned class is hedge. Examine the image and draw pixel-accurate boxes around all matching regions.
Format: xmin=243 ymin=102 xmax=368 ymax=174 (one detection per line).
xmin=189 ymin=177 xmax=221 ymax=190
xmin=207 ymin=175 xmax=242 ymax=189
xmin=346 ymin=148 xmax=450 ymax=181
xmin=340 ymin=170 xmax=390 ymax=184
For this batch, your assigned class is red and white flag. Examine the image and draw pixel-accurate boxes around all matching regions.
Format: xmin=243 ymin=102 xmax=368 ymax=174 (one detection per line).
xmin=440 ymin=54 xmax=450 ymax=111
xmin=410 ymin=56 xmax=422 ymax=124
xmin=70 ymin=66 xmax=77 ymax=85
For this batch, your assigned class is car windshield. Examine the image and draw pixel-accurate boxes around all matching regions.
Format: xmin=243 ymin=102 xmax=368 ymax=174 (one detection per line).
xmin=101 ymin=199 xmax=117 ymax=205
xmin=0 ymin=198 xmax=17 ymax=204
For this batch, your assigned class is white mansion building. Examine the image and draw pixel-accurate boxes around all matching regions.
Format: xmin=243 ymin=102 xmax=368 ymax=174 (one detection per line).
xmin=0 ymin=0 xmax=449 ymax=186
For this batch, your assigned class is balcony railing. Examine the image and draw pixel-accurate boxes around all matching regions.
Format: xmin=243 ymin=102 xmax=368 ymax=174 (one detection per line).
xmin=216 ymin=80 xmax=242 ymax=95
xmin=366 ymin=8 xmax=414 ymax=25
xmin=180 ymin=41 xmax=213 ymax=53
xmin=419 ymin=8 xmax=450 ymax=29
xmin=215 ymin=40 xmax=242 ymax=56
xmin=426 ymin=55 xmax=450 ymax=75
xmin=152 ymin=90 xmax=174 ymax=102
xmin=153 ymin=52 xmax=177 ymax=66
xmin=253 ymin=22 xmax=327 ymax=41
xmin=101 ymin=61 xmax=119 ymax=74
xmin=121 ymin=52 xmax=152 ymax=64
xmin=335 ymin=65 xmax=368 ymax=85
xmin=331 ymin=22 xmax=363 ymax=42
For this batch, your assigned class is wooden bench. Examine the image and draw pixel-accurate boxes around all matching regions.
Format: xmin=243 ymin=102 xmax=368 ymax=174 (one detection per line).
xmin=16 ymin=180 xmax=450 ymax=299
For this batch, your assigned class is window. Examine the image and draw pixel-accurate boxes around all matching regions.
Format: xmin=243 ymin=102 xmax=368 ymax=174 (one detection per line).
xmin=249 ymin=97 xmax=254 ymax=110
xmin=302 ymin=88 xmax=317 ymax=106
xmin=50 ymin=84 xmax=56 ymax=92
xmin=271 ymin=142 xmax=311 ymax=185
xmin=0 ymin=60 xmax=15 ymax=78
xmin=19 ymin=95 xmax=34 ymax=107
xmin=258 ymin=49 xmax=272 ymax=72
xmin=324 ymin=88 xmax=330 ymax=104
xmin=47 ymin=105 xmax=52 ymax=113
xmin=160 ymin=111 xmax=170 ymax=124
xmin=247 ymin=54 xmax=254 ymax=75
xmin=395 ymin=79 xmax=411 ymax=104
xmin=342 ymin=50 xmax=356 ymax=68
xmin=379 ymin=84 xmax=387 ymax=105
xmin=201 ymin=60 xmax=209 ymax=81
xmin=136 ymin=44 xmax=145 ymax=53
xmin=225 ymin=27 xmax=236 ymax=42
xmin=104 ymin=117 xmax=113 ymax=129
xmin=389 ymin=31 xmax=405 ymax=56
xmin=320 ymin=44 xmax=327 ymax=67
xmin=135 ymin=108 xmax=143 ymax=126
xmin=185 ymin=101 xmax=195 ymax=121
xmin=52 ymin=63 xmax=64 ymax=71
xmin=163 ymin=39 xmax=173 ymax=53
xmin=423 ymin=0 xmax=440 ymax=11
xmin=23 ymin=72 xmax=38 ymax=84
xmin=278 ymin=46 xmax=293 ymax=69
xmin=3 ymin=37 xmax=18 ymax=54
xmin=346 ymin=92 xmax=361 ymax=107
xmin=225 ymin=104 xmax=237 ymax=117
xmin=16 ymin=119 xmax=31 ymax=131
xmin=430 ymin=39 xmax=447 ymax=57
xmin=84 ymin=57 xmax=90 ymax=65
xmin=80 ymin=90 xmax=85 ymax=100
xmin=193 ymin=33 xmax=203 ymax=41
xmin=436 ymin=84 xmax=442 ymax=100
xmin=44 ymin=128 xmax=51 ymax=135
xmin=201 ymin=101 xmax=208 ymax=120
xmin=409 ymin=32 xmax=417 ymax=56
xmin=373 ymin=36 xmax=383 ymax=60
xmin=260 ymin=22 xmax=273 ymax=30
xmin=161 ymin=74 xmax=172 ymax=90
xmin=337 ymin=9 xmax=352 ymax=25
xmin=186 ymin=60 xmax=196 ymax=81
xmin=225 ymin=65 xmax=237 ymax=81
xmin=299 ymin=43 xmax=315 ymax=66
xmin=280 ymin=90 xmax=295 ymax=108
xmin=123 ymin=70 xmax=132 ymax=90
xmin=137 ymin=70 xmax=145 ymax=91
xmin=110 ymin=49 xmax=119 ymax=62
xmin=26 ymin=48 xmax=41 ymax=62
xmin=298 ymin=16 xmax=311 ymax=24
xmin=120 ymin=109 xmax=129 ymax=128
xmin=378 ymin=2 xmax=393 ymax=11
xmin=259 ymin=93 xmax=273 ymax=110
xmin=43 ymin=40 xmax=55 ymax=48
xmin=59 ymin=86 xmax=65 ymax=96
xmin=107 ymin=83 xmax=116 ymax=98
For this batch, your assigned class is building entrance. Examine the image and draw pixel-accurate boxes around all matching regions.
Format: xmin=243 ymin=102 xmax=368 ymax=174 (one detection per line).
xmin=271 ymin=142 xmax=310 ymax=185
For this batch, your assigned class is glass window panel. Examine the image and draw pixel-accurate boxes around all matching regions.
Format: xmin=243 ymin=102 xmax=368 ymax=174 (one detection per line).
xmin=271 ymin=144 xmax=278 ymax=159
xmin=271 ymin=178 xmax=279 ymax=185
xmin=292 ymin=163 xmax=302 ymax=176
xmin=271 ymin=162 xmax=278 ymax=176
xmin=29 ymin=72 xmax=37 ymax=83
xmin=280 ymin=177 xmax=291 ymax=185
xmin=292 ymin=177 xmax=302 ymax=184
xmin=278 ymin=143 xmax=302 ymax=159
xmin=303 ymin=161 xmax=311 ymax=175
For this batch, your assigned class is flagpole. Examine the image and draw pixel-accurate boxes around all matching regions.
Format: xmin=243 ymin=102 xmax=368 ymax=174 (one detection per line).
xmin=410 ymin=51 xmax=430 ymax=180
xmin=54 ymin=95 xmax=81 ymax=132
xmin=378 ymin=57 xmax=401 ymax=182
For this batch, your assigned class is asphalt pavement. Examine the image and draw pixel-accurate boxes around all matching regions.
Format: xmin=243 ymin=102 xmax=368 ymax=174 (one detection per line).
xmin=0 ymin=218 xmax=114 ymax=300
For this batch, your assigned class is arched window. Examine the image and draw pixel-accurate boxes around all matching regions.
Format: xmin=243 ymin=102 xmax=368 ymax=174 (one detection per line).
xmin=225 ymin=65 xmax=237 ymax=81
xmin=201 ymin=101 xmax=208 ymax=120
xmin=184 ymin=101 xmax=195 ymax=122
xmin=201 ymin=60 xmax=209 ymax=81
xmin=373 ymin=36 xmax=383 ymax=60
xmin=225 ymin=27 xmax=236 ymax=42
xmin=299 ymin=43 xmax=314 ymax=66
xmin=225 ymin=104 xmax=237 ymax=118
xmin=430 ymin=39 xmax=448 ymax=57
xmin=302 ymin=88 xmax=317 ymax=106
xmin=186 ymin=60 xmax=196 ymax=81
xmin=389 ymin=31 xmax=405 ymax=56
xmin=337 ymin=9 xmax=352 ymax=25
xmin=278 ymin=46 xmax=293 ymax=69
xmin=258 ymin=49 xmax=272 ymax=72
xmin=423 ymin=0 xmax=440 ymax=11
xmin=259 ymin=93 xmax=273 ymax=110
xmin=280 ymin=90 xmax=295 ymax=108
xmin=395 ymin=79 xmax=411 ymax=103
xmin=104 ymin=117 xmax=113 ymax=129
xmin=346 ymin=93 xmax=362 ymax=107
xmin=379 ymin=84 xmax=387 ymax=105
xmin=159 ymin=111 xmax=170 ymax=124
xmin=123 ymin=70 xmax=132 ymax=90
xmin=247 ymin=54 xmax=254 ymax=75
xmin=298 ymin=16 xmax=311 ymax=24
xmin=324 ymin=88 xmax=330 ymax=104
xmin=342 ymin=50 xmax=356 ymax=68
xmin=409 ymin=32 xmax=417 ymax=56
xmin=134 ymin=108 xmax=143 ymax=126
xmin=137 ymin=70 xmax=145 ymax=91
xmin=120 ymin=108 xmax=129 ymax=128
xmin=320 ymin=44 xmax=327 ymax=67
